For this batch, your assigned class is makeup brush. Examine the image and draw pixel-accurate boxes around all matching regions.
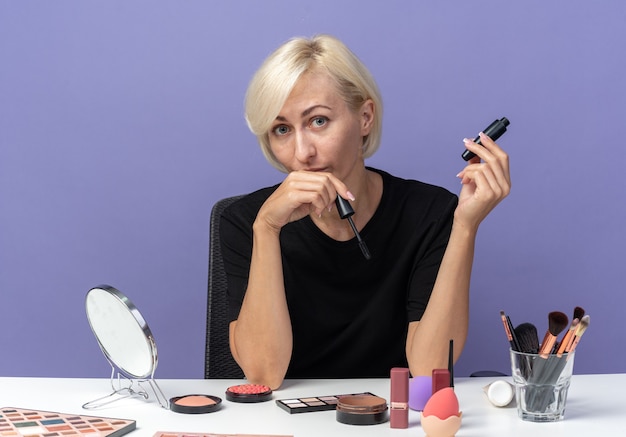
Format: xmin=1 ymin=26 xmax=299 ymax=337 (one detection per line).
xmin=556 ymin=318 xmax=579 ymax=357
xmin=514 ymin=323 xmax=540 ymax=354
xmin=573 ymin=306 xmax=585 ymax=321
xmin=555 ymin=306 xmax=585 ymax=355
xmin=566 ymin=315 xmax=590 ymax=355
xmin=500 ymin=311 xmax=521 ymax=351
xmin=514 ymin=322 xmax=539 ymax=380
xmin=538 ymin=311 xmax=569 ymax=357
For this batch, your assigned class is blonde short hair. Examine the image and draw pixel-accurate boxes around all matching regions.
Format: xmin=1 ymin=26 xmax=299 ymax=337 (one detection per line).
xmin=244 ymin=34 xmax=383 ymax=172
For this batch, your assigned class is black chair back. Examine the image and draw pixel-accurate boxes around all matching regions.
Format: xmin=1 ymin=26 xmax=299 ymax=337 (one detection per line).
xmin=205 ymin=195 xmax=245 ymax=379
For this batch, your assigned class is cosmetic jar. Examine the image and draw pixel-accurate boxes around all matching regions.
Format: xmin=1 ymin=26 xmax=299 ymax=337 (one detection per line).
xmin=336 ymin=394 xmax=389 ymax=425
xmin=226 ymin=384 xmax=273 ymax=403
xmin=483 ymin=380 xmax=515 ymax=407
xmin=169 ymin=394 xmax=222 ymax=414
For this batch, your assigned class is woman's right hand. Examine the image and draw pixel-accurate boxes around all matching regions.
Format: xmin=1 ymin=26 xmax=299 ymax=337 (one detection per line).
xmin=256 ymin=170 xmax=354 ymax=233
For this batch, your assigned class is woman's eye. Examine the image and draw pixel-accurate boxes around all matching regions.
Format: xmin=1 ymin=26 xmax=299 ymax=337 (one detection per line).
xmin=311 ymin=116 xmax=328 ymax=128
xmin=273 ymin=125 xmax=290 ymax=136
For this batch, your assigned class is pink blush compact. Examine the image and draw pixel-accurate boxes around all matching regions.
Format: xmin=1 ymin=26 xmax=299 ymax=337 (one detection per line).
xmin=226 ymin=384 xmax=273 ymax=403
xmin=169 ymin=394 xmax=222 ymax=414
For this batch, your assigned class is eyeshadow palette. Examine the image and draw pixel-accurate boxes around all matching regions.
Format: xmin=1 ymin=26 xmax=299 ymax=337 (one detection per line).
xmin=0 ymin=407 xmax=136 ymax=437
xmin=154 ymin=433 xmax=292 ymax=437
xmin=275 ymin=392 xmax=377 ymax=414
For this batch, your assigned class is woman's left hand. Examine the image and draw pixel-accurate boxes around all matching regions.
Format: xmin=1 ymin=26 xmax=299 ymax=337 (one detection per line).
xmin=455 ymin=132 xmax=511 ymax=230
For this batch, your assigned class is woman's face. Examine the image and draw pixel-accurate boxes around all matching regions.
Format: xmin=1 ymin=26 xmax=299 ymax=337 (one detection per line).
xmin=268 ymin=70 xmax=373 ymax=181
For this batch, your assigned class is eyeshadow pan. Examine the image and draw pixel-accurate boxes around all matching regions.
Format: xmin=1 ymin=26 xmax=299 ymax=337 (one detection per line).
xmin=14 ymin=423 xmax=39 ymax=428
xmin=41 ymin=420 xmax=65 ymax=426
xmin=46 ymin=425 xmax=72 ymax=432
xmin=276 ymin=392 xmax=377 ymax=414
xmin=15 ymin=426 xmax=47 ymax=435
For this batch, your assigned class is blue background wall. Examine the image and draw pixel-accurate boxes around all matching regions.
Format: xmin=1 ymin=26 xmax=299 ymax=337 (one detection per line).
xmin=1 ymin=1 xmax=624 ymax=379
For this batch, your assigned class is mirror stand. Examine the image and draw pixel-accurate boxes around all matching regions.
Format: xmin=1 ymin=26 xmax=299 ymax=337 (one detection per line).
xmin=83 ymin=365 xmax=168 ymax=410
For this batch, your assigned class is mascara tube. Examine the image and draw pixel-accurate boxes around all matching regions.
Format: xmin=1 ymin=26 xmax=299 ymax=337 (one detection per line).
xmin=462 ymin=117 xmax=510 ymax=161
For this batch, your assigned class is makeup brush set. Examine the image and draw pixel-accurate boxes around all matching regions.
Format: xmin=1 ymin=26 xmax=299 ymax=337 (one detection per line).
xmin=501 ymin=307 xmax=590 ymax=413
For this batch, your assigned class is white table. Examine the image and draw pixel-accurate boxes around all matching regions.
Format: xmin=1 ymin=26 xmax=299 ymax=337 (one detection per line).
xmin=1 ymin=374 xmax=623 ymax=436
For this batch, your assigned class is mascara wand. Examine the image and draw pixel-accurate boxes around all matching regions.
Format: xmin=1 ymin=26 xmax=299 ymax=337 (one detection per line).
xmin=335 ymin=196 xmax=371 ymax=260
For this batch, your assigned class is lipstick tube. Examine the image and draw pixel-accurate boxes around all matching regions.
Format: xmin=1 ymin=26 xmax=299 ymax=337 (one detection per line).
xmin=432 ymin=368 xmax=451 ymax=394
xmin=390 ymin=367 xmax=409 ymax=428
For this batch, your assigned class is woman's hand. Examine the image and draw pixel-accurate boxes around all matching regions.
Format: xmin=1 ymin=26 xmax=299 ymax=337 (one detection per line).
xmin=256 ymin=170 xmax=354 ymax=232
xmin=455 ymin=132 xmax=511 ymax=230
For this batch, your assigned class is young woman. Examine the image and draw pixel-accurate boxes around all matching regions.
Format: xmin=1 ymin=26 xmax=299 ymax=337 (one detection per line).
xmin=221 ymin=34 xmax=511 ymax=389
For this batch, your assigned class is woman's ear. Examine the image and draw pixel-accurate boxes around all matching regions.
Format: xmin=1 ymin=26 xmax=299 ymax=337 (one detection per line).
xmin=360 ymin=99 xmax=375 ymax=136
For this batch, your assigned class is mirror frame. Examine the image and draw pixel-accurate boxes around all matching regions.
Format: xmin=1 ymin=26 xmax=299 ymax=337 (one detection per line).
xmin=84 ymin=285 xmax=167 ymax=409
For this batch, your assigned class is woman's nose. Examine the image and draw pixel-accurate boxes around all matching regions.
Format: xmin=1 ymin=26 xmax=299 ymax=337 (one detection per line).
xmin=294 ymin=131 xmax=316 ymax=162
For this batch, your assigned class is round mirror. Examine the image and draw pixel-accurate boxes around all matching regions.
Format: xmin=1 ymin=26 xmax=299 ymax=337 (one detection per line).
xmin=85 ymin=285 xmax=157 ymax=379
